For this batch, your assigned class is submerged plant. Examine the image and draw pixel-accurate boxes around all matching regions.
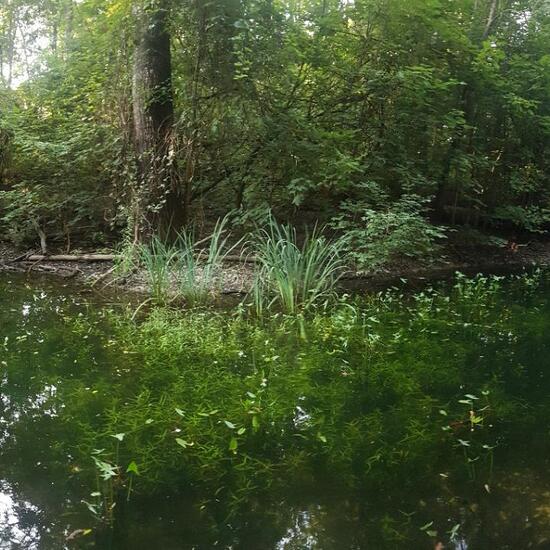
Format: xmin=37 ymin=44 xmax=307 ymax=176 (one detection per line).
xmin=251 ymin=219 xmax=345 ymax=315
xmin=84 ymin=449 xmax=119 ymax=526
xmin=10 ymin=270 xmax=547 ymax=543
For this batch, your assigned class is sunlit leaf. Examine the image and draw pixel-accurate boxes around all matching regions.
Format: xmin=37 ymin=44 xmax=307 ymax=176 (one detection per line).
xmin=126 ymin=461 xmax=140 ymax=475
xmin=176 ymin=438 xmax=194 ymax=449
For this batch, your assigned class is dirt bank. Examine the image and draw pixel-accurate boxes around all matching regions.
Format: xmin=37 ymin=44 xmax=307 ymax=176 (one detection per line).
xmin=1 ymin=237 xmax=549 ymax=296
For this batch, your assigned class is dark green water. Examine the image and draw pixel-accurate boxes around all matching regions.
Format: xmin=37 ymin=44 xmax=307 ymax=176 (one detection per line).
xmin=1 ymin=274 xmax=550 ymax=549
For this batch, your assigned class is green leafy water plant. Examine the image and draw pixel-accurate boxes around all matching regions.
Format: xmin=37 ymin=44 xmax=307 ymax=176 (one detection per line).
xmin=80 ymin=273 xmax=540 ymax=498
xmin=85 ymin=449 xmax=119 ymax=526
xmin=11 ymin=270 xmax=547 ymax=543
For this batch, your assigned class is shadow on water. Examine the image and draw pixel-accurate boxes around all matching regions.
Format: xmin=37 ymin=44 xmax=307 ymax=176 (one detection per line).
xmin=1 ymin=272 xmax=550 ymax=549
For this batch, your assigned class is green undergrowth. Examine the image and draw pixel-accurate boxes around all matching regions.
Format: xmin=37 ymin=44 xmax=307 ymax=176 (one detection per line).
xmin=131 ymin=218 xmax=346 ymax=314
xmin=58 ymin=270 xmax=550 ymax=521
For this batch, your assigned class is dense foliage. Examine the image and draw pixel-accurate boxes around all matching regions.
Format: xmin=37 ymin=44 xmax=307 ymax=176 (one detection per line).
xmin=0 ymin=0 xmax=549 ymax=254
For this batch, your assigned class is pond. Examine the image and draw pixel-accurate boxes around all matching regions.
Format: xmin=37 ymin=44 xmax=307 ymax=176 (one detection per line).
xmin=0 ymin=272 xmax=549 ymax=549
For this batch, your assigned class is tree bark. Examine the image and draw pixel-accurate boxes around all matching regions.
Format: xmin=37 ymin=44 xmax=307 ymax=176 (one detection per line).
xmin=132 ymin=0 xmax=184 ymax=240
xmin=482 ymin=0 xmax=498 ymax=40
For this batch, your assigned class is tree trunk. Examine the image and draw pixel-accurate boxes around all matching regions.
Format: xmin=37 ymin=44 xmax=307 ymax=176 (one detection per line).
xmin=482 ymin=0 xmax=498 ymax=40
xmin=132 ymin=0 xmax=184 ymax=240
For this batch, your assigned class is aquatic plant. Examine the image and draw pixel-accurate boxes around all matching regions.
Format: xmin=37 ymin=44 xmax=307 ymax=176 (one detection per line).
xmin=76 ymin=273 xmax=545 ymax=502
xmin=176 ymin=216 xmax=241 ymax=306
xmin=250 ymin=219 xmax=346 ymax=315
xmin=4 ymin=271 xmax=548 ymax=546
xmin=138 ymin=235 xmax=178 ymax=304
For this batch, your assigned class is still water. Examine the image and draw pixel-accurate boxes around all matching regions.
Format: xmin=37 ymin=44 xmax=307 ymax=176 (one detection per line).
xmin=0 ymin=274 xmax=549 ymax=549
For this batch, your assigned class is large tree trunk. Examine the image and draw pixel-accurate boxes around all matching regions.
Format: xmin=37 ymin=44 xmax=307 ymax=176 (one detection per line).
xmin=132 ymin=0 xmax=184 ymax=241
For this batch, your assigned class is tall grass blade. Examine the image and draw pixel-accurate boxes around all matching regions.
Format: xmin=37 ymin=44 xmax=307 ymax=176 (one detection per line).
xmin=251 ymin=218 xmax=345 ymax=315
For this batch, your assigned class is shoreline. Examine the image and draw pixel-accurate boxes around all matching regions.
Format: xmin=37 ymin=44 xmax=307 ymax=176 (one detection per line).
xmin=1 ymin=238 xmax=549 ymax=296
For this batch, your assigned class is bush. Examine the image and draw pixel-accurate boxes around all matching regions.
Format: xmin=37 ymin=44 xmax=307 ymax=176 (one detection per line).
xmin=332 ymin=194 xmax=447 ymax=271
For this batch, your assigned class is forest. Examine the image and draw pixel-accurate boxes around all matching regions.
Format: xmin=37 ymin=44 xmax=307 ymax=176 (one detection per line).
xmin=0 ymin=0 xmax=549 ymax=265
xmin=1 ymin=1 xmax=550 ymax=549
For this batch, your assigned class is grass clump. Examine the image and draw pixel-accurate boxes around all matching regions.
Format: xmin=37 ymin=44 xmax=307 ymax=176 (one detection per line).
xmin=138 ymin=235 xmax=178 ymax=305
xmin=176 ymin=216 xmax=241 ymax=306
xmin=251 ymin=219 xmax=346 ymax=315
xmin=128 ymin=217 xmax=347 ymax=313
xmin=135 ymin=216 xmax=240 ymax=306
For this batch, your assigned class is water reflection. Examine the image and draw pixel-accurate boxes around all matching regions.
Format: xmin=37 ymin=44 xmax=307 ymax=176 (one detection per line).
xmin=276 ymin=506 xmax=326 ymax=549
xmin=0 ymin=277 xmax=98 ymax=549
xmin=0 ymin=483 xmax=40 ymax=549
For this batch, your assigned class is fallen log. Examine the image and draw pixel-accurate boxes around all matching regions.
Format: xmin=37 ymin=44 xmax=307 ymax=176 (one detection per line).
xmin=220 ymin=254 xmax=257 ymax=264
xmin=0 ymin=262 xmax=28 ymax=273
xmin=19 ymin=253 xmax=257 ymax=264
xmin=9 ymin=250 xmax=39 ymax=263
xmin=21 ymin=254 xmax=118 ymax=262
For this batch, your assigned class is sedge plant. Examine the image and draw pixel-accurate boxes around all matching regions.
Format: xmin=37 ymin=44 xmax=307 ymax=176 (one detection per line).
xmin=176 ymin=216 xmax=242 ymax=306
xmin=138 ymin=235 xmax=178 ymax=305
xmin=251 ymin=219 xmax=346 ymax=316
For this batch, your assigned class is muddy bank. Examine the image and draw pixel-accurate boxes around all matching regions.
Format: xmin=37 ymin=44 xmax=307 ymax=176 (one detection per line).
xmin=1 ymin=238 xmax=549 ymax=296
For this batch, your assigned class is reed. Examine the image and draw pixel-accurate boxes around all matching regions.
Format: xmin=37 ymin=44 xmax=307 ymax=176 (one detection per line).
xmin=251 ymin=219 xmax=345 ymax=315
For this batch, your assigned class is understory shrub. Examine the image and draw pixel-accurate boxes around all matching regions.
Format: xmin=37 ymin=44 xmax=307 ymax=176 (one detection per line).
xmin=332 ymin=194 xmax=447 ymax=271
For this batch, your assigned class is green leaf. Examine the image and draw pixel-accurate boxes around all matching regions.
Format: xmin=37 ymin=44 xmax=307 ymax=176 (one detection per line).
xmin=92 ymin=457 xmax=118 ymax=480
xmin=126 ymin=461 xmax=139 ymax=475
xmin=175 ymin=438 xmax=194 ymax=449
xmin=229 ymin=437 xmax=238 ymax=453
xmin=448 ymin=523 xmax=461 ymax=538
xmin=198 ymin=409 xmax=219 ymax=417
xmin=110 ymin=433 xmax=125 ymax=441
xmin=224 ymin=420 xmax=236 ymax=429
xmin=82 ymin=500 xmax=98 ymax=515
